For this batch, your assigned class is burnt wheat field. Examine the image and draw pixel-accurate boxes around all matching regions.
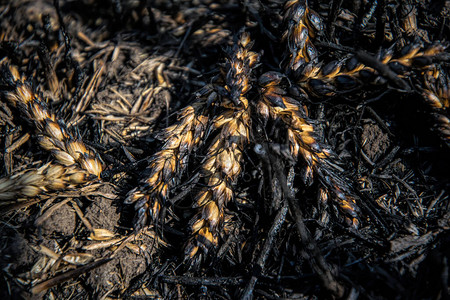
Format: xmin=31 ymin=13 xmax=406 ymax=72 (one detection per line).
xmin=0 ymin=0 xmax=449 ymax=299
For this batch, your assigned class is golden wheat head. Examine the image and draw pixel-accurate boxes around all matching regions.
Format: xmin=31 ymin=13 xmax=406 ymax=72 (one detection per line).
xmin=0 ymin=162 xmax=91 ymax=205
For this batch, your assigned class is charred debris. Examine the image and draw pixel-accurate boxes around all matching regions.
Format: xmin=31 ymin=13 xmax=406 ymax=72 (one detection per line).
xmin=0 ymin=0 xmax=449 ymax=299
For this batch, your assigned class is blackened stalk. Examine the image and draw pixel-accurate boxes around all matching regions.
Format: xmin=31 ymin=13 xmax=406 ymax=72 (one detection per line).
xmin=240 ymin=203 xmax=288 ymax=300
xmin=288 ymin=195 xmax=345 ymax=298
xmin=356 ymin=50 xmax=411 ymax=92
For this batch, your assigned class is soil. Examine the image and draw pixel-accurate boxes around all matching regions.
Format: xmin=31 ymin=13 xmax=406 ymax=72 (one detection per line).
xmin=0 ymin=0 xmax=449 ymax=299
xmin=361 ymin=123 xmax=390 ymax=161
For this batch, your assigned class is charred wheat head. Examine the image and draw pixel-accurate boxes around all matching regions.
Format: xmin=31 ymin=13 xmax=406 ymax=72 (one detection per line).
xmin=0 ymin=64 xmax=103 ymax=178
xmin=125 ymin=100 xmax=209 ymax=228
xmin=283 ymin=0 xmax=323 ymax=73
xmin=185 ymin=33 xmax=258 ymax=262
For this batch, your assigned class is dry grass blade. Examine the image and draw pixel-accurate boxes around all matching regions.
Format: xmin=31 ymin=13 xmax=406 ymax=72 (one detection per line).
xmin=30 ymin=258 xmax=112 ymax=295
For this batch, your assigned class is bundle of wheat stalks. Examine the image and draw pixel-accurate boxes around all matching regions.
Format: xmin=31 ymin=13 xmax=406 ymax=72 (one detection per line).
xmin=126 ymin=0 xmax=448 ymax=266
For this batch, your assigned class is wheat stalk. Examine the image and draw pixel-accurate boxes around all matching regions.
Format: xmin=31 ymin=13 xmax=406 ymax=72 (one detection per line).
xmin=0 ymin=64 xmax=103 ymax=178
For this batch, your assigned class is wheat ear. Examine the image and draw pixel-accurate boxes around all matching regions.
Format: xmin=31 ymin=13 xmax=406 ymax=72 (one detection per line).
xmin=258 ymin=71 xmax=360 ymax=227
xmin=185 ymin=33 xmax=259 ymax=261
xmin=125 ymin=100 xmax=209 ymax=228
xmin=0 ymin=64 xmax=103 ymax=178
xmin=0 ymin=162 xmax=91 ymax=205
xmin=283 ymin=0 xmax=323 ymax=73
xmin=297 ymin=44 xmax=446 ymax=97
xmin=422 ymin=66 xmax=450 ymax=146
